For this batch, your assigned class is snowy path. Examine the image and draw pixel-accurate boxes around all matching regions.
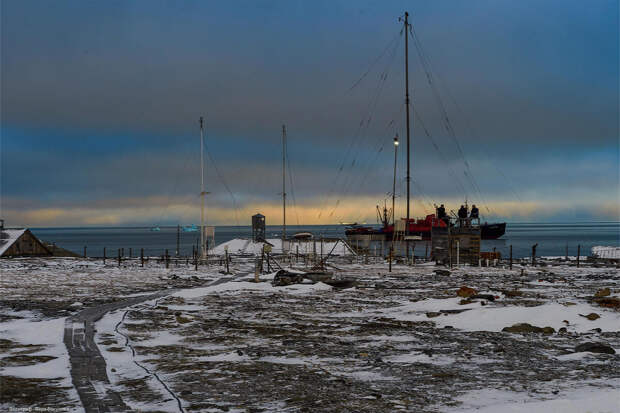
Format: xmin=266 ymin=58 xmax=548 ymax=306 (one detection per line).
xmin=64 ymin=274 xmax=243 ymax=412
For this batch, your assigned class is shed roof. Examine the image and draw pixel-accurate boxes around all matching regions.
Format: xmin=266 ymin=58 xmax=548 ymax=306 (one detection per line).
xmin=0 ymin=229 xmax=27 ymax=256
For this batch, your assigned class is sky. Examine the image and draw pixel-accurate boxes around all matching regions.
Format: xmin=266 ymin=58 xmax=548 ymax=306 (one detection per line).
xmin=1 ymin=0 xmax=618 ymax=227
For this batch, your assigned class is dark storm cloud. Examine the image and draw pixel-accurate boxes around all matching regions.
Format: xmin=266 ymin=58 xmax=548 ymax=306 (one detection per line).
xmin=2 ymin=0 xmax=617 ymax=144
xmin=1 ymin=0 xmax=618 ymax=225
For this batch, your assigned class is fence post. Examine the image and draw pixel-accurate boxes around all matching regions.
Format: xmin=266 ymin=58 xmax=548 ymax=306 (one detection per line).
xmin=509 ymin=245 xmax=513 ymax=270
xmin=565 ymin=243 xmax=568 ymax=261
xmin=141 ymin=248 xmax=144 ymax=267
xmin=225 ymin=248 xmax=230 ymax=274
xmin=118 ymin=249 xmax=121 ymax=266
xmin=577 ymin=245 xmax=580 ymax=268
xmin=103 ymin=247 xmax=106 ymax=264
xmin=83 ymin=246 xmax=87 ymax=258
xmin=165 ymin=249 xmax=169 ymax=269
xmin=456 ymin=240 xmax=460 ymax=267
xmin=388 ymin=247 xmax=392 ymax=273
xmin=531 ymin=243 xmax=538 ymax=266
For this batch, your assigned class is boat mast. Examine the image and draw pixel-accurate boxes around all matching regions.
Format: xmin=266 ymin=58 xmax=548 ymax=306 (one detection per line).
xmin=200 ymin=116 xmax=206 ymax=259
xmin=403 ymin=11 xmax=412 ymax=234
xmin=282 ymin=124 xmax=287 ymax=243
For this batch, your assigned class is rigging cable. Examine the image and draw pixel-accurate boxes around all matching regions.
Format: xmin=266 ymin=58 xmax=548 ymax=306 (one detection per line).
xmin=409 ymin=23 xmax=491 ymax=212
xmin=329 ymin=31 xmax=403 ymax=220
xmin=317 ymin=27 xmax=403 ymax=220
xmin=204 ymin=141 xmax=241 ymax=227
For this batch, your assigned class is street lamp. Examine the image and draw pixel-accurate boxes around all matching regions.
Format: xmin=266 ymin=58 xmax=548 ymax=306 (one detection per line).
xmin=392 ymin=134 xmax=399 ymax=226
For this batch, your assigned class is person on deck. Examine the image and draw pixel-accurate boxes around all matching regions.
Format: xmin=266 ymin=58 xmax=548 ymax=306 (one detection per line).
xmin=437 ymin=204 xmax=446 ymax=219
xmin=458 ymin=205 xmax=467 ymax=219
xmin=470 ymin=204 xmax=479 ymax=219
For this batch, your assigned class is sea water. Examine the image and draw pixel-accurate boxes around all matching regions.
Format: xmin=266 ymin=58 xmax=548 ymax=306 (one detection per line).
xmin=31 ymin=222 xmax=619 ymax=259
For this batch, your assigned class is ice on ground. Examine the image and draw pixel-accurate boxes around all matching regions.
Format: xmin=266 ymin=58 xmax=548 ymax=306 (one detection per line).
xmin=0 ymin=316 xmax=82 ymax=410
xmin=449 ymin=380 xmax=620 ymax=413
xmin=173 ymin=280 xmax=332 ymax=299
xmin=384 ymin=351 xmax=456 ymax=365
xmin=379 ymin=298 xmax=620 ymax=333
xmin=94 ymin=308 xmax=186 ymax=412
xmin=1 ymin=317 xmax=69 ymax=379
xmin=198 ymin=351 xmax=251 ymax=363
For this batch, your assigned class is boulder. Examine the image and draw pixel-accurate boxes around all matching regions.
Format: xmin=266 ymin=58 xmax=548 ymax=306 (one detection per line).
xmin=502 ymin=323 xmax=555 ymax=334
xmin=574 ymin=342 xmax=615 ymax=354
xmin=457 ymin=286 xmax=478 ymax=298
xmin=471 ymin=294 xmax=496 ymax=301
xmin=594 ymin=297 xmax=620 ymax=309
xmin=434 ymin=269 xmax=451 ymax=276
xmin=579 ymin=313 xmax=600 ymax=321
xmin=594 ymin=288 xmax=611 ymax=297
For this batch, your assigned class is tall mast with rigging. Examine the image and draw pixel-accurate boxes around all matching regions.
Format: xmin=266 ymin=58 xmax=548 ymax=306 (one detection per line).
xmin=403 ymin=11 xmax=411 ymax=235
xmin=281 ymin=124 xmax=287 ymax=243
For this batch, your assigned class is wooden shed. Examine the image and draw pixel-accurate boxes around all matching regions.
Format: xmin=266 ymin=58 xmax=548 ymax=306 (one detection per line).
xmin=0 ymin=228 xmax=52 ymax=258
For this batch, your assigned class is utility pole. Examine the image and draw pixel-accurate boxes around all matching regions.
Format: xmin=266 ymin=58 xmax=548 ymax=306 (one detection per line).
xmin=282 ymin=124 xmax=287 ymax=243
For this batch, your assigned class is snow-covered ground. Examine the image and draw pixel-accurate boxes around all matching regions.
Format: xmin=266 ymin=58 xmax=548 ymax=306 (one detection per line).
xmin=209 ymin=237 xmax=355 ymax=256
xmin=1 ymin=256 xmax=619 ymax=412
xmin=592 ymin=245 xmax=620 ymax=259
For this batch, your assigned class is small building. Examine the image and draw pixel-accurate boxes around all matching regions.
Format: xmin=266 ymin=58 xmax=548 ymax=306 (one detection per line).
xmin=0 ymin=221 xmax=52 ymax=258
xmin=431 ymin=222 xmax=481 ymax=266
xmin=252 ymin=213 xmax=266 ymax=242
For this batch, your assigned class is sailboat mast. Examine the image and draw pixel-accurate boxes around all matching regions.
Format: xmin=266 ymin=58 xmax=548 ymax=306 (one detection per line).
xmin=282 ymin=124 xmax=287 ymax=242
xmin=200 ymin=116 xmax=206 ymax=259
xmin=404 ymin=11 xmax=411 ymax=235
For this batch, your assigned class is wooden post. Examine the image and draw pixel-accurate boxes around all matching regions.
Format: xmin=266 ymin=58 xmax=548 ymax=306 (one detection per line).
xmin=296 ymin=245 xmax=299 ymax=263
xmin=565 ymin=243 xmax=568 ymax=261
xmin=194 ymin=248 xmax=198 ymax=271
xmin=118 ymin=249 xmax=121 ymax=266
xmin=254 ymin=258 xmax=260 ymax=282
xmin=164 ymin=249 xmax=168 ymax=269
xmin=531 ymin=243 xmax=538 ymax=266
xmin=388 ymin=247 xmax=392 ymax=273
xmin=83 ymin=246 xmax=87 ymax=258
xmin=509 ymin=245 xmax=513 ymax=270
xmin=103 ymin=247 xmax=106 ymax=264
xmin=129 ymin=248 xmax=132 ymax=258
xmin=225 ymin=249 xmax=230 ymax=274
xmin=425 ymin=242 xmax=428 ymax=260
xmin=121 ymin=248 xmax=124 ymax=258
xmin=140 ymin=248 xmax=144 ymax=267
xmin=577 ymin=244 xmax=580 ymax=267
